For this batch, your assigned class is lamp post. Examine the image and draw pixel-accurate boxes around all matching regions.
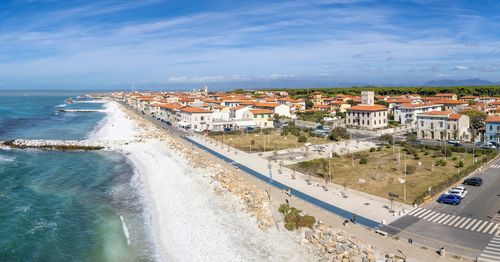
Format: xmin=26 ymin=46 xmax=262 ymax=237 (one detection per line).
xmin=267 ymin=160 xmax=273 ymax=199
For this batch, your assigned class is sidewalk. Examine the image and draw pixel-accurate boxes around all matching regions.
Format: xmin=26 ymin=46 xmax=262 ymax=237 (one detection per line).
xmin=188 ymin=134 xmax=413 ymax=225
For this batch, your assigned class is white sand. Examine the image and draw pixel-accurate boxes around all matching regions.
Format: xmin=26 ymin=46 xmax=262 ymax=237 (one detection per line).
xmin=88 ymin=101 xmax=139 ymax=141
xmin=91 ymin=102 xmax=312 ymax=262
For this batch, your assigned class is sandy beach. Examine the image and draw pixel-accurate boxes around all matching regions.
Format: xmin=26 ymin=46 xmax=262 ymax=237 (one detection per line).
xmin=90 ymin=101 xmax=314 ymax=262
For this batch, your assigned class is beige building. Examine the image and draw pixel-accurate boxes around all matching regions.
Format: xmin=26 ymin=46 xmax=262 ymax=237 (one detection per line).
xmin=346 ymin=91 xmax=388 ymax=130
xmin=242 ymin=109 xmax=274 ymax=128
xmin=416 ymin=111 xmax=470 ymax=141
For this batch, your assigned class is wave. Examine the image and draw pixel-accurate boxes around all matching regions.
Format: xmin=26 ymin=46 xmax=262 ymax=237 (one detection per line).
xmin=0 ymin=155 xmax=15 ymax=162
xmin=53 ymin=104 xmax=67 ymax=108
xmin=120 ymin=215 xmax=131 ymax=245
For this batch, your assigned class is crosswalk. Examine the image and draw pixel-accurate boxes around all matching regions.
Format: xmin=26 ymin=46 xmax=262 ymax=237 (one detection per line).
xmin=491 ymin=164 xmax=500 ymax=169
xmin=406 ymin=208 xmax=498 ymax=235
xmin=478 ymin=235 xmax=500 ymax=262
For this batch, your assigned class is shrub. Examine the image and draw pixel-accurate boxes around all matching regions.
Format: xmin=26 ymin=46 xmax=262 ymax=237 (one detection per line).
xmin=369 ymin=147 xmax=376 ymax=152
xmin=451 ymin=156 xmax=457 ymax=161
xmin=424 ymin=150 xmax=429 ymax=155
xmin=414 ymin=154 xmax=420 ymax=160
xmin=376 ymin=147 xmax=381 ymax=151
xmin=279 ymin=203 xmax=316 ymax=231
xmin=432 ymin=151 xmax=444 ymax=158
xmin=359 ymin=157 xmax=368 ymax=164
xmin=328 ymin=127 xmax=350 ymax=141
xmin=457 ymin=160 xmax=464 ymax=168
xmin=298 ymin=135 xmax=308 ymax=143
xmin=435 ymin=159 xmax=447 ymax=166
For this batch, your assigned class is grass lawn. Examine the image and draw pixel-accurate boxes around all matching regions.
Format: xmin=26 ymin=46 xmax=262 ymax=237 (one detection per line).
xmin=209 ymin=130 xmax=328 ymax=152
xmin=287 ymin=145 xmax=476 ymax=204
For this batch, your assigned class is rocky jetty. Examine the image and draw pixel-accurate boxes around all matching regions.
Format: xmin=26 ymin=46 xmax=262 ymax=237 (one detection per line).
xmin=2 ymin=139 xmax=105 ymax=151
xmin=299 ymin=221 xmax=377 ymax=262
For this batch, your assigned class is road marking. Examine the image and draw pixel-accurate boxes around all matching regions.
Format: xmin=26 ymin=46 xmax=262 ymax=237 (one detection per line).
xmin=407 ymin=207 xmax=422 ymax=216
xmin=489 ymin=225 xmax=498 ymax=235
xmin=472 ymin=220 xmax=486 ymax=231
xmin=436 ymin=214 xmax=452 ymax=224
xmin=458 ymin=218 xmax=471 ymax=228
xmin=483 ymin=223 xmax=496 ymax=233
xmin=430 ymin=213 xmax=447 ymax=223
xmin=425 ymin=212 xmax=440 ymax=221
xmin=477 ymin=221 xmax=490 ymax=232
xmin=412 ymin=208 xmax=428 ymax=217
xmin=486 ymin=246 xmax=500 ymax=252
xmin=465 ymin=219 xmax=478 ymax=230
xmin=444 ymin=215 xmax=461 ymax=226
xmin=416 ymin=209 xmax=432 ymax=218
xmin=478 ymin=257 xmax=500 ymax=262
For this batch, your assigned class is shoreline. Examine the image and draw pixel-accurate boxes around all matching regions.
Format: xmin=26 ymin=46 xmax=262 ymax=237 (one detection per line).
xmin=91 ymin=101 xmax=318 ymax=261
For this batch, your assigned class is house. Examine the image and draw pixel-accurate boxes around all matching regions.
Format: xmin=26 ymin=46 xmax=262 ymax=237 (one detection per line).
xmin=346 ymin=91 xmax=388 ymax=130
xmin=393 ymin=103 xmax=443 ymax=128
xmin=434 ymin=93 xmax=458 ymax=100
xmin=435 ymin=99 xmax=468 ymax=113
xmin=485 ymin=115 xmax=500 ymax=144
xmin=253 ymin=102 xmax=291 ymax=117
xmin=416 ymin=111 xmax=470 ymax=141
xmin=178 ymin=107 xmax=213 ymax=131
xmin=242 ymin=109 xmax=274 ymax=128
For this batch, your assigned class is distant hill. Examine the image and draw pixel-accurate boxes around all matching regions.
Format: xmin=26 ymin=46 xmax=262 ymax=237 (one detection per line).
xmin=423 ymin=78 xmax=500 ymax=87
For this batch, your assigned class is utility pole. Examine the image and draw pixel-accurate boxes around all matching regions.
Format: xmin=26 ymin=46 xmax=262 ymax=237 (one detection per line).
xmin=404 ymin=152 xmax=407 ymax=203
xmin=267 ymin=161 xmax=273 ymax=200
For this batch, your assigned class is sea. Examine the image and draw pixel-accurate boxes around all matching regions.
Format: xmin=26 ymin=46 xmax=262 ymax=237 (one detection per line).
xmin=0 ymin=94 xmax=157 ymax=261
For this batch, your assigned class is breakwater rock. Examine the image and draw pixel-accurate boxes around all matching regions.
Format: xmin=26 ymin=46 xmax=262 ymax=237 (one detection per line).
xmin=300 ymin=222 xmax=377 ymax=262
xmin=2 ymin=139 xmax=105 ymax=151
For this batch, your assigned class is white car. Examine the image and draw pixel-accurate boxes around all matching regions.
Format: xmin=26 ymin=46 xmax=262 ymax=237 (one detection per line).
xmin=446 ymin=186 xmax=467 ymax=198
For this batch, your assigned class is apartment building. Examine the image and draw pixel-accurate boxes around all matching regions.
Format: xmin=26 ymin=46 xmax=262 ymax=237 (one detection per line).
xmin=393 ymin=103 xmax=443 ymax=127
xmin=485 ymin=115 xmax=500 ymax=144
xmin=346 ymin=91 xmax=388 ymax=130
xmin=416 ymin=111 xmax=470 ymax=141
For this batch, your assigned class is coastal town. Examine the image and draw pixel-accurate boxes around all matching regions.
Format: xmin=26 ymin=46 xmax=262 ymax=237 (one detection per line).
xmin=107 ymin=86 xmax=500 ymax=261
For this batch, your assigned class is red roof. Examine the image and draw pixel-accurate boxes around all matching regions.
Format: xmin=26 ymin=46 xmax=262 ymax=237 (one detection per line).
xmin=419 ymin=110 xmax=453 ymax=116
xmin=486 ymin=115 xmax=500 ymax=122
xmin=249 ymin=109 xmax=273 ymax=115
xmin=180 ymin=107 xmax=211 ymax=113
xmin=347 ymin=105 xmax=387 ymax=111
xmin=435 ymin=93 xmax=456 ymax=97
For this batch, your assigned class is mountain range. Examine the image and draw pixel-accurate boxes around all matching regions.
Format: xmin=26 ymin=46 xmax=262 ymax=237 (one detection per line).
xmin=423 ymin=78 xmax=500 ymax=87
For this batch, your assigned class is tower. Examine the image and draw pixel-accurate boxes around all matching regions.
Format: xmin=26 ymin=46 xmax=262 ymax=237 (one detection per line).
xmin=203 ymin=84 xmax=208 ymax=96
xmin=361 ymin=91 xmax=374 ymax=106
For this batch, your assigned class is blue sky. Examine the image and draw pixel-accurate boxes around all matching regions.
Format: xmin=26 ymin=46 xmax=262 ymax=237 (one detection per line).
xmin=0 ymin=0 xmax=499 ymax=89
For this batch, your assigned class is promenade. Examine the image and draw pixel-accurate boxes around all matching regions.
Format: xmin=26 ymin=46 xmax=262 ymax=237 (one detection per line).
xmin=187 ymin=134 xmax=413 ymax=226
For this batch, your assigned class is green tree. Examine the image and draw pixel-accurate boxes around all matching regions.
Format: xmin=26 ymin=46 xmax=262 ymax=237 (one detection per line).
xmin=305 ymin=99 xmax=314 ymax=109
xmin=379 ymin=134 xmax=393 ymax=144
xmin=464 ymin=110 xmax=486 ymax=140
xmin=328 ymin=127 xmax=350 ymax=141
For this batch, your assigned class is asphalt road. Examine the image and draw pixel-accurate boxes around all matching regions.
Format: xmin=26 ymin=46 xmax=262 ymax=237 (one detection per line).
xmin=382 ymin=157 xmax=500 ymax=260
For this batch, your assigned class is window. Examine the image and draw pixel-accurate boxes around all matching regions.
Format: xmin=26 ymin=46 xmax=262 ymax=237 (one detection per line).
xmin=490 ymin=125 xmax=493 ymax=131
xmin=367 ymin=120 xmax=370 ymax=125
xmin=420 ymin=121 xmax=424 ymax=127
xmin=439 ymin=122 xmax=443 ymax=128
xmin=201 ymin=116 xmax=204 ymax=121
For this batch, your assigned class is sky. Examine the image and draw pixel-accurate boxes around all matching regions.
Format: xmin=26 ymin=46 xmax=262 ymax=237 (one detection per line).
xmin=0 ymin=0 xmax=500 ymax=90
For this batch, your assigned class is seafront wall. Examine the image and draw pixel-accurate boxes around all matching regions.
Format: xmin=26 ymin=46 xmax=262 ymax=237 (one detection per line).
xmin=1 ymin=139 xmax=105 ymax=150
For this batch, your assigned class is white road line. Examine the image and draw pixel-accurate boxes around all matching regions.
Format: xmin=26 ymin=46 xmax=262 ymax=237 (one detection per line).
xmin=483 ymin=249 xmax=500 ymax=256
xmin=439 ymin=214 xmax=454 ymax=224
xmin=489 ymin=225 xmax=498 ymax=235
xmin=483 ymin=223 xmax=496 ymax=234
xmin=411 ymin=208 xmax=427 ymax=217
xmin=480 ymin=254 xmax=500 ymax=262
xmin=489 ymin=243 xmax=500 ymax=248
xmin=430 ymin=213 xmax=447 ymax=223
xmin=486 ymin=246 xmax=500 ymax=252
xmin=478 ymin=256 xmax=500 ymax=262
xmin=416 ymin=209 xmax=432 ymax=218
xmin=465 ymin=219 xmax=479 ymax=230
xmin=477 ymin=221 xmax=489 ymax=232
xmin=436 ymin=214 xmax=451 ymax=224
xmin=425 ymin=212 xmax=440 ymax=221
xmin=407 ymin=207 xmax=422 ymax=216
xmin=445 ymin=216 xmax=460 ymax=226
xmin=491 ymin=240 xmax=500 ymax=245
xmin=457 ymin=218 xmax=471 ymax=228
xmin=472 ymin=220 xmax=486 ymax=231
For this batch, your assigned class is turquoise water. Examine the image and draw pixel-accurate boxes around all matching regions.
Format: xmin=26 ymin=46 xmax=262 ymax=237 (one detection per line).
xmin=0 ymin=95 xmax=156 ymax=261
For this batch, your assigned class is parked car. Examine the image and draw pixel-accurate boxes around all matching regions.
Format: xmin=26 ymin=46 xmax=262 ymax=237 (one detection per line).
xmin=437 ymin=194 xmax=461 ymax=205
xmin=448 ymin=140 xmax=461 ymax=146
xmin=412 ymin=140 xmax=424 ymax=145
xmin=463 ymin=177 xmax=483 ymax=186
xmin=445 ymin=186 xmax=468 ymax=198
xmin=480 ymin=143 xmax=496 ymax=149
xmin=476 ymin=142 xmax=484 ymax=147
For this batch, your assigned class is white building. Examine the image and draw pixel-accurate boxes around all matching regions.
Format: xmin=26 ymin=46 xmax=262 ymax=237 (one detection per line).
xmin=393 ymin=103 xmax=443 ymax=128
xmin=346 ymin=91 xmax=388 ymax=130
xmin=178 ymin=107 xmax=213 ymax=131
xmin=416 ymin=111 xmax=470 ymax=141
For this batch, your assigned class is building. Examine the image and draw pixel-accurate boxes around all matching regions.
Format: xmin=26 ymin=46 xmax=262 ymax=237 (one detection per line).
xmin=416 ymin=111 xmax=470 ymax=141
xmin=485 ymin=115 xmax=500 ymax=144
xmin=346 ymin=91 xmax=388 ymax=130
xmin=242 ymin=109 xmax=274 ymax=128
xmin=393 ymin=103 xmax=443 ymax=128
xmin=434 ymin=93 xmax=458 ymax=100
xmin=178 ymin=107 xmax=213 ymax=131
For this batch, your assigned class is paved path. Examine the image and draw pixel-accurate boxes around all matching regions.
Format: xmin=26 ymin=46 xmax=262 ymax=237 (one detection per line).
xmin=187 ymin=134 xmax=413 ymax=226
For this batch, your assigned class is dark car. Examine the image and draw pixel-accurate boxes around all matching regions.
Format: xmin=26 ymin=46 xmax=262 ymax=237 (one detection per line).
xmin=463 ymin=177 xmax=483 ymax=186
xmin=437 ymin=194 xmax=461 ymax=205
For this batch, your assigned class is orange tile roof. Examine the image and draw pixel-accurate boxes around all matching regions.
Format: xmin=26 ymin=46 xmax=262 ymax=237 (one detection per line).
xmin=180 ymin=107 xmax=211 ymax=113
xmin=420 ymin=110 xmax=453 ymax=116
xmin=347 ymin=105 xmax=387 ymax=111
xmin=461 ymin=95 xmax=478 ymax=99
xmin=254 ymin=102 xmax=280 ymax=108
xmin=435 ymin=99 xmax=467 ymax=105
xmin=435 ymin=93 xmax=456 ymax=97
xmin=249 ymin=109 xmax=273 ymax=115
xmin=486 ymin=115 xmax=500 ymax=122
xmin=449 ymin=113 xmax=462 ymax=120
